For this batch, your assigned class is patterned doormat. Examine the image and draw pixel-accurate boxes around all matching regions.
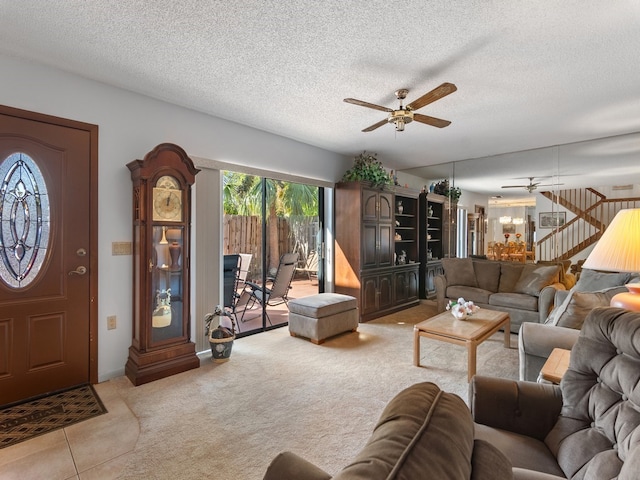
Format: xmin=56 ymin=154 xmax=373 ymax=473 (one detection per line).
xmin=0 ymin=384 xmax=107 ymax=449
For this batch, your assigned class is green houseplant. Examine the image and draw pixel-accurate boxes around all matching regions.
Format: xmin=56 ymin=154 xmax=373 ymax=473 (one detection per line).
xmin=341 ymin=151 xmax=392 ymax=188
xmin=433 ymin=179 xmax=461 ymax=202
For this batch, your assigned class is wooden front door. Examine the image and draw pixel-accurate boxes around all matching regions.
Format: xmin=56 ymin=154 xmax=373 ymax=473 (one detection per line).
xmin=0 ymin=106 xmax=97 ymax=406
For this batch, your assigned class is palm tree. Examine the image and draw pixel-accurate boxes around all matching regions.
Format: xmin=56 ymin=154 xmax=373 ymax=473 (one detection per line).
xmin=223 ymin=172 xmax=318 ymax=272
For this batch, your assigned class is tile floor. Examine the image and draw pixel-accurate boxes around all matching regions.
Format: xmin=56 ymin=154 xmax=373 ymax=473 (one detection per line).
xmin=0 ymin=382 xmax=139 ymax=480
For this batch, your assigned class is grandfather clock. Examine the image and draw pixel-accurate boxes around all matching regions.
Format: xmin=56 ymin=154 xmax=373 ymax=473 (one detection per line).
xmin=125 ymin=143 xmax=200 ymax=385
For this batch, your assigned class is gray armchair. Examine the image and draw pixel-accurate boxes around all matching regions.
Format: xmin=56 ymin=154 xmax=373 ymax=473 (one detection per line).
xmin=518 ymin=272 xmax=636 ymax=381
xmin=471 ymin=307 xmax=640 ymax=479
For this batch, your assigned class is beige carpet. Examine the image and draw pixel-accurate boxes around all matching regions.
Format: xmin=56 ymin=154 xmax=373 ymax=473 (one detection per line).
xmin=111 ymin=302 xmax=518 ymax=479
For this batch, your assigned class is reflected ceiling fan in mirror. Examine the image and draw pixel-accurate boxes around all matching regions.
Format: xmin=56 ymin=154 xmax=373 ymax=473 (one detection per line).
xmin=501 ymin=177 xmax=564 ymax=193
xmin=344 ymin=82 xmax=457 ymax=132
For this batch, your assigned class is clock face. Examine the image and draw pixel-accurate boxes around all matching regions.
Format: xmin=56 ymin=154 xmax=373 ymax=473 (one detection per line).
xmin=153 ymin=175 xmax=182 ymax=222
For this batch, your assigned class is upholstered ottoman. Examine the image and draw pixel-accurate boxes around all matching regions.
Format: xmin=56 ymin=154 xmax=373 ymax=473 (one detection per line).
xmin=288 ymin=293 xmax=358 ymax=344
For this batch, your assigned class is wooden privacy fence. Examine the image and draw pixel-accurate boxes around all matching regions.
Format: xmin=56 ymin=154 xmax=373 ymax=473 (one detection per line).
xmin=223 ymin=215 xmax=301 ymax=279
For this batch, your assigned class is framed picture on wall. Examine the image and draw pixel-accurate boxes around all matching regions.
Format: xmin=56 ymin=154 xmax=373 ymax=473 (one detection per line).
xmin=539 ymin=212 xmax=566 ymax=228
xmin=502 ymin=223 xmax=516 ymax=234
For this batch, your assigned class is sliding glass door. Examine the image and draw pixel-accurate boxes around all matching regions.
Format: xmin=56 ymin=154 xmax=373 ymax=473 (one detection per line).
xmin=222 ymin=171 xmax=322 ymax=337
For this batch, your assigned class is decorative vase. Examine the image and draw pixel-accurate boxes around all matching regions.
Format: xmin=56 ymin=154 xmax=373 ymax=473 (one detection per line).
xmin=169 ymin=241 xmax=182 ymax=269
xmin=397 ymin=201 xmax=403 ymax=214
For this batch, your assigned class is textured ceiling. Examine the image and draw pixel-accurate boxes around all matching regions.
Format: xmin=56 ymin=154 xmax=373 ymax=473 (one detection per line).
xmin=1 ymin=1 xmax=639 ymax=195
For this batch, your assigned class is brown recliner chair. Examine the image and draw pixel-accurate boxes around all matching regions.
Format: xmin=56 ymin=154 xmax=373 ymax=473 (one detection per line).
xmin=470 ymin=306 xmax=640 ymax=479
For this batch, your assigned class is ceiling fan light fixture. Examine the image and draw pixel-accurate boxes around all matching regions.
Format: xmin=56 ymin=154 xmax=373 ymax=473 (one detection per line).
xmin=388 ymin=110 xmax=413 ymax=131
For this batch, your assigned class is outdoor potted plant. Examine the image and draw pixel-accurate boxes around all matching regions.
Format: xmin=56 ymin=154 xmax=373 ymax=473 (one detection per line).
xmin=204 ymin=306 xmax=236 ymax=363
xmin=341 ymin=151 xmax=392 ymax=189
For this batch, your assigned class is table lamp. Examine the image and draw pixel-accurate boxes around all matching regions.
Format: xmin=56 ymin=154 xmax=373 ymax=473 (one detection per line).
xmin=582 ymin=208 xmax=640 ymax=311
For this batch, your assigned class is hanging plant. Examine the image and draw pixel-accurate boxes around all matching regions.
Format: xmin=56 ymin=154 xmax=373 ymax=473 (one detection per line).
xmin=433 ymin=179 xmax=461 ymax=202
xmin=341 ymin=151 xmax=392 ymax=188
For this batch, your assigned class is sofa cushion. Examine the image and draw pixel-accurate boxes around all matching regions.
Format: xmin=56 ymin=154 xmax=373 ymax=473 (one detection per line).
xmin=474 ymin=260 xmax=501 ymax=293
xmin=442 ymin=257 xmax=478 ymax=287
xmin=475 ymin=423 xmax=564 ymax=477
xmin=470 ymin=439 xmax=513 ymax=480
xmin=288 ymin=293 xmax=356 ymax=318
xmin=498 ymin=262 xmax=526 ymax=293
xmin=513 ymin=265 xmax=560 ymax=297
xmin=574 ymin=268 xmax=631 ymax=291
xmin=334 ymin=382 xmax=476 ymax=480
xmin=447 ymin=286 xmax=492 ymax=305
xmin=545 ymin=286 xmax=628 ymax=329
xmin=489 ymin=292 xmax=539 ymax=312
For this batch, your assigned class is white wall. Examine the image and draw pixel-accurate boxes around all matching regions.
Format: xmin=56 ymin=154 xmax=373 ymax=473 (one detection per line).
xmin=0 ymin=54 xmax=348 ymax=381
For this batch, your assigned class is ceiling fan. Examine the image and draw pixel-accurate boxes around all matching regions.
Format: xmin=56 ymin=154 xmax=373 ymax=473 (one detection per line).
xmin=344 ymin=82 xmax=457 ymax=132
xmin=501 ymin=177 xmax=564 ymax=193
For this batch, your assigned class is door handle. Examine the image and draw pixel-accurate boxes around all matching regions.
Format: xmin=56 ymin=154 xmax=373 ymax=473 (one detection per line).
xmin=68 ymin=266 xmax=87 ymax=276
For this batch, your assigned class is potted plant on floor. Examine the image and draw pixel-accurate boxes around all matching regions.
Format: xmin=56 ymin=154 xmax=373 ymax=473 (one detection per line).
xmin=204 ymin=306 xmax=236 ymax=363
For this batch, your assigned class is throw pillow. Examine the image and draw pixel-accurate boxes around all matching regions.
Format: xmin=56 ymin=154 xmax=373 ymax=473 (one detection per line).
xmin=513 ymin=265 xmax=560 ymax=297
xmin=498 ymin=263 xmax=525 ymax=293
xmin=442 ymin=258 xmax=478 ymax=287
xmin=546 ymin=286 xmax=628 ymax=329
xmin=473 ymin=260 xmax=501 ymax=292
xmin=574 ymin=269 xmax=631 ymax=292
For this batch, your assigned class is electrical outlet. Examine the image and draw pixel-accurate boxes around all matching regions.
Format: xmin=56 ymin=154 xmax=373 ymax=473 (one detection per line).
xmin=107 ymin=315 xmax=117 ymax=330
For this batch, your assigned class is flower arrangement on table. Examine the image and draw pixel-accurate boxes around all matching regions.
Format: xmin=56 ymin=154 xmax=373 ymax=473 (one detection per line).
xmin=515 ymin=233 xmax=522 ymax=242
xmin=446 ymin=297 xmax=480 ymax=319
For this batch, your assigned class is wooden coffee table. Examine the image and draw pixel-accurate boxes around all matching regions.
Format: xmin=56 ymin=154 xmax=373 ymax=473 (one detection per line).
xmin=413 ymin=309 xmax=511 ymax=381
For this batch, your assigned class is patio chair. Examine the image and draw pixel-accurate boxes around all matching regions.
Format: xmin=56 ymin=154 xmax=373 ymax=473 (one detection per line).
xmin=223 ymin=254 xmax=243 ymax=330
xmin=296 ymin=250 xmax=318 ymax=283
xmin=238 ymin=253 xmax=253 ymax=283
xmin=239 ymin=252 xmax=299 ymax=325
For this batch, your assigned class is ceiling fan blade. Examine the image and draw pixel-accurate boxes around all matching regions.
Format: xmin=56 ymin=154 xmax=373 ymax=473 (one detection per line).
xmin=344 ymin=98 xmax=392 ymax=113
xmin=406 ymin=82 xmax=457 ymax=111
xmin=413 ymin=113 xmax=451 ymax=128
xmin=362 ymin=119 xmax=389 ymax=132
xmin=501 ymin=185 xmax=527 ymax=189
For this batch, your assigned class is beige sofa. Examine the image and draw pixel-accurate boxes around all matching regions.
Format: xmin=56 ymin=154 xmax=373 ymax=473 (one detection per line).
xmin=435 ymin=258 xmax=566 ymax=333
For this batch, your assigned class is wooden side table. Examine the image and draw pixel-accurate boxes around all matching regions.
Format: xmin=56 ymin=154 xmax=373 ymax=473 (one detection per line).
xmin=539 ymin=348 xmax=571 ymax=384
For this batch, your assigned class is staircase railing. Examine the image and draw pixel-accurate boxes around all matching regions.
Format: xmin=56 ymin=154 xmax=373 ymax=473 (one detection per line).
xmin=537 ymin=188 xmax=640 ymax=261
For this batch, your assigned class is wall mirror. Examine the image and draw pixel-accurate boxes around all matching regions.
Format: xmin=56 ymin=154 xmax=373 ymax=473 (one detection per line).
xmin=401 ymin=131 xmax=640 ymax=263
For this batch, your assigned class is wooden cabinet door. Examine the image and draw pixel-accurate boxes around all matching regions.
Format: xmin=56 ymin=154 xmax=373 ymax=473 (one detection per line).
xmin=378 ymin=192 xmax=393 ymax=222
xmin=361 ymin=275 xmax=379 ymax=316
xmin=378 ymin=224 xmax=394 ymax=267
xmin=406 ymin=268 xmax=419 ymax=302
xmin=362 ymin=223 xmax=378 ymax=268
xmin=394 ymin=268 xmax=419 ymax=306
xmin=362 ymin=189 xmax=379 ymax=222
xmin=378 ymin=272 xmax=394 ymax=311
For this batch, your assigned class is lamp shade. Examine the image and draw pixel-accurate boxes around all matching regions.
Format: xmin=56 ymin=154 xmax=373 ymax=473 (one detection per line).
xmin=582 ymin=209 xmax=640 ymax=272
xmin=582 ymin=208 xmax=640 ymax=311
